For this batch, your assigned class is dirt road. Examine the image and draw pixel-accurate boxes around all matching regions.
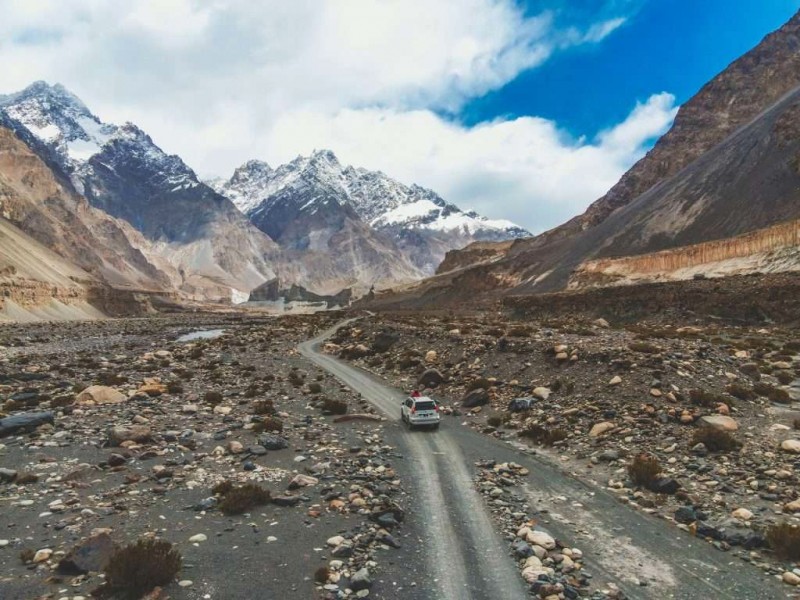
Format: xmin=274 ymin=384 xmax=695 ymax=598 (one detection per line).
xmin=299 ymin=320 xmax=789 ymax=600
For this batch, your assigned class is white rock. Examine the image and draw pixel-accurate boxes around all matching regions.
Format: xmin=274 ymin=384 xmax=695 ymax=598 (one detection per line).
xmin=781 ymin=439 xmax=800 ymax=454
xmin=33 ymin=548 xmax=52 ymax=563
xmin=189 ymin=534 xmax=207 ymax=543
xmin=526 ymin=530 xmax=556 ymax=550
xmin=732 ymin=508 xmax=753 ymax=521
xmin=327 ymin=535 xmax=345 ymax=547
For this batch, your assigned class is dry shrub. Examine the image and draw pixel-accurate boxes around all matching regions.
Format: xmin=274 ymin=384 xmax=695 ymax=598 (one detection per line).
xmin=19 ymin=548 xmax=35 ymax=564
xmin=251 ymin=417 xmax=282 ymax=434
xmin=314 ymin=566 xmax=330 ymax=584
xmin=519 ymin=424 xmax=567 ymax=446
xmin=767 ymin=523 xmax=800 ymax=561
xmin=104 ymin=539 xmax=182 ymax=599
xmin=794 ymin=418 xmax=800 ymax=430
xmin=691 ymin=427 xmax=740 ymax=452
xmin=628 ymin=341 xmax=661 ymax=354
xmin=322 ymin=398 xmax=348 ymax=415
xmin=252 ymin=400 xmax=275 ymax=415
xmin=628 ymin=454 xmax=662 ymax=488
xmin=308 ymin=382 xmax=322 ymax=394
xmin=211 ymin=480 xmax=234 ymax=496
xmin=769 ymin=387 xmax=792 ymax=404
xmin=465 ymin=377 xmax=491 ymax=392
xmin=15 ymin=472 xmax=38 ymax=485
xmin=166 ymin=381 xmax=184 ymax=394
xmin=203 ymin=391 xmax=223 ymax=406
xmin=726 ymin=383 xmax=755 ymax=402
xmin=689 ymin=389 xmax=733 ymax=408
xmin=486 ymin=415 xmax=503 ymax=428
xmin=218 ymin=483 xmax=271 ymax=515
xmin=507 ymin=326 xmax=531 ymax=338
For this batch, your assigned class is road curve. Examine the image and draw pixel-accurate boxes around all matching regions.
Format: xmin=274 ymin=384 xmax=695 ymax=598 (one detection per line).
xmin=299 ymin=320 xmax=787 ymax=600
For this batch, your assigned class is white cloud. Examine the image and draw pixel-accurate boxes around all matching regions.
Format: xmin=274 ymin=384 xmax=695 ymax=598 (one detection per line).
xmin=264 ymin=93 xmax=677 ymax=231
xmin=0 ymin=0 xmax=669 ymax=232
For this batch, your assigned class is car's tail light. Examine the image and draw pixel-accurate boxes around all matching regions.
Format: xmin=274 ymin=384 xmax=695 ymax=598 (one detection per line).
xmin=433 ymin=405 xmax=439 ymax=412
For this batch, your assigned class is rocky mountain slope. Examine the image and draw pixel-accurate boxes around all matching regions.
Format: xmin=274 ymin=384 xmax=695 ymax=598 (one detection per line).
xmin=0 ymin=125 xmax=176 ymax=292
xmin=212 ymin=150 xmax=529 ymax=275
xmin=0 ymin=82 xmax=280 ymax=302
xmin=370 ymin=10 xmax=800 ymax=308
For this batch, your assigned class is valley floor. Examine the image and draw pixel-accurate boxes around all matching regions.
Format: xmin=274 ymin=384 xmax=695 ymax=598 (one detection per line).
xmin=0 ymin=310 xmax=797 ymax=599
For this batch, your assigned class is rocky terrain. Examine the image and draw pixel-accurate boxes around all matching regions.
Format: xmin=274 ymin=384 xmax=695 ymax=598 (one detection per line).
xmin=0 ymin=315 xmax=426 ymax=600
xmin=330 ymin=311 xmax=800 ymax=592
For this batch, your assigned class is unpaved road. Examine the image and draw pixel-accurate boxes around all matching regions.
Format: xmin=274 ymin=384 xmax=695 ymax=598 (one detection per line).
xmin=299 ymin=320 xmax=790 ymax=600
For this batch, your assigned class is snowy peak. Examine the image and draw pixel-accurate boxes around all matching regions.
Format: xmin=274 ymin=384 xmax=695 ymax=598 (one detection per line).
xmin=216 ymin=150 xmax=530 ymax=239
xmin=0 ymin=83 xmax=200 ymax=195
xmin=0 ymin=81 xmax=116 ymax=171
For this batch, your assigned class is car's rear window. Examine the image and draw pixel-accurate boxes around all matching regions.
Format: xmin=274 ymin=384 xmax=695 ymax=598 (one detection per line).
xmin=415 ymin=401 xmax=436 ymax=410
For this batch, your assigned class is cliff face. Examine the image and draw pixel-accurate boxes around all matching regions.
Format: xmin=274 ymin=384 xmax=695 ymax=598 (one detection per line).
xmin=570 ymin=219 xmax=800 ymax=288
xmin=416 ymin=10 xmax=800 ymax=305
xmin=0 ymin=126 xmax=177 ymax=291
xmin=436 ymin=240 xmax=516 ymax=275
xmin=557 ymin=9 xmax=800 ymax=237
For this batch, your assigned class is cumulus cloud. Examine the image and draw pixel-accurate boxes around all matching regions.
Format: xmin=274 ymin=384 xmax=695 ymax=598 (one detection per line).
xmin=0 ymin=0 xmax=674 ymax=231
xmin=266 ymin=93 xmax=677 ymax=231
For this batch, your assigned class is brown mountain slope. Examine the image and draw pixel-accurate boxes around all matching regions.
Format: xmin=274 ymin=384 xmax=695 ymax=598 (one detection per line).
xmin=367 ymin=11 xmax=800 ymax=309
xmin=0 ymin=126 xmax=177 ymax=292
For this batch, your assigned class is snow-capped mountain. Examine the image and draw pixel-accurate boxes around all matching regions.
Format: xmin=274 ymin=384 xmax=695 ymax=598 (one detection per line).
xmin=0 ymin=82 xmax=279 ymax=301
xmin=212 ymin=150 xmax=530 ymax=273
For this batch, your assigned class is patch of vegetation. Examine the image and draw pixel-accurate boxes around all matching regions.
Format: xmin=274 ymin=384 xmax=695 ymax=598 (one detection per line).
xmin=322 ymin=398 xmax=348 ymax=415
xmin=726 ymin=383 xmax=755 ymax=402
xmin=519 ymin=424 xmax=568 ymax=446
xmin=628 ymin=341 xmax=661 ymax=354
xmin=689 ymin=389 xmax=732 ymax=408
xmin=211 ymin=480 xmax=234 ymax=496
xmin=794 ymin=418 xmax=800 ymax=430
xmin=628 ymin=454 xmax=662 ymax=488
xmin=19 ymin=548 xmax=35 ymax=564
xmin=166 ymin=381 xmax=184 ymax=394
xmin=218 ymin=483 xmax=272 ymax=515
xmin=465 ymin=377 xmax=491 ymax=392
xmin=308 ymin=382 xmax=322 ymax=394
xmin=203 ymin=391 xmax=223 ymax=406
xmin=256 ymin=416 xmax=283 ymax=433
xmin=252 ymin=399 xmax=275 ymax=415
xmin=506 ymin=326 xmax=532 ymax=338
xmin=691 ymin=427 xmax=741 ymax=452
xmin=15 ymin=472 xmax=38 ymax=484
xmin=767 ymin=523 xmax=800 ymax=561
xmin=104 ymin=539 xmax=182 ymax=599
xmin=486 ymin=415 xmax=503 ymax=428
xmin=314 ymin=566 xmax=330 ymax=584
xmin=775 ymin=370 xmax=795 ymax=385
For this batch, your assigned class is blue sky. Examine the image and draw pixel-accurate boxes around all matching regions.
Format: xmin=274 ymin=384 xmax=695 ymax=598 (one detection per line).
xmin=466 ymin=0 xmax=800 ymax=136
xmin=0 ymin=1 xmax=798 ymax=232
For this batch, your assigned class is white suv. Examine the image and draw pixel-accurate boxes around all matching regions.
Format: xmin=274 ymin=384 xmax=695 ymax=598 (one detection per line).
xmin=400 ymin=396 xmax=441 ymax=430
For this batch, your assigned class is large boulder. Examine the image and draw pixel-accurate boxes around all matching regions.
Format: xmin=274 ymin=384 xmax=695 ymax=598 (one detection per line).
xmin=698 ymin=415 xmax=738 ymax=431
xmin=0 ymin=412 xmax=54 ymax=438
xmin=371 ymin=330 xmax=400 ymax=353
xmin=508 ymin=397 xmax=536 ymax=412
xmin=259 ymin=434 xmax=289 ymax=450
xmin=76 ymin=386 xmax=126 ymax=405
xmin=58 ymin=533 xmax=117 ymax=574
xmin=589 ymin=421 xmax=614 ymax=437
xmin=418 ymin=369 xmax=445 ymax=388
xmin=461 ymin=388 xmax=489 ymax=408
xmin=107 ymin=426 xmax=152 ymax=446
